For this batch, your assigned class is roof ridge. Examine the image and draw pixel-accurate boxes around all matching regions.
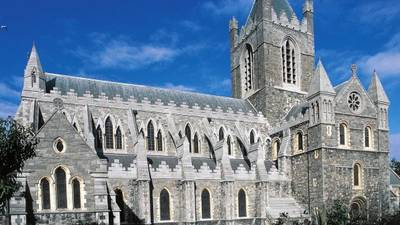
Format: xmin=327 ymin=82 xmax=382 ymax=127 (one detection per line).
xmin=45 ymin=72 xmax=242 ymax=101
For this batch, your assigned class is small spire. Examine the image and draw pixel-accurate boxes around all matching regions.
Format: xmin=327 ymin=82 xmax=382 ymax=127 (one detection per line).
xmin=229 ymin=16 xmax=238 ymax=30
xmin=308 ymin=59 xmax=335 ymax=98
xmin=303 ymin=0 xmax=314 ymax=14
xmin=368 ymin=70 xmax=389 ymax=104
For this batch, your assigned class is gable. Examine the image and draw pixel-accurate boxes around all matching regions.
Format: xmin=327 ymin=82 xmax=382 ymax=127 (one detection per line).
xmin=334 ymin=76 xmax=377 ymax=117
xmin=25 ymin=110 xmax=103 ymax=173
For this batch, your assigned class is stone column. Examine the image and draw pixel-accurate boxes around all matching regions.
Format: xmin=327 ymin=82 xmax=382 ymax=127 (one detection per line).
xmin=221 ymin=181 xmax=235 ymax=225
xmin=9 ymin=176 xmax=27 ymax=225
xmin=136 ymin=134 xmax=152 ymax=224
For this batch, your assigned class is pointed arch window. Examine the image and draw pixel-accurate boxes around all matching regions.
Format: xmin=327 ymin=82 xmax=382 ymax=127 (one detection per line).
xmin=95 ymin=126 xmax=103 ymax=149
xmin=115 ymin=127 xmax=122 ymax=149
xmin=40 ymin=178 xmax=51 ymax=210
xmin=339 ymin=123 xmax=348 ymax=146
xmin=157 ymin=130 xmax=163 ymax=151
xmin=250 ymin=130 xmax=255 ymax=145
xmin=147 ymin=121 xmax=155 ymax=151
xmin=72 ymin=178 xmax=81 ymax=209
xmin=160 ymin=189 xmax=171 ymax=221
xmin=185 ymin=125 xmax=192 ymax=153
xmin=227 ymin=136 xmax=232 ymax=156
xmin=219 ymin=127 xmax=224 ymax=141
xmin=353 ymin=163 xmax=362 ymax=187
xmin=242 ymin=44 xmax=253 ymax=92
xmin=282 ymin=39 xmax=297 ymax=85
xmin=193 ymin=133 xmax=200 ymax=154
xmin=105 ymin=117 xmax=114 ymax=149
xmin=297 ymin=132 xmax=303 ymax=151
xmin=364 ymin=126 xmax=372 ymax=148
xmin=238 ymin=189 xmax=247 ymax=217
xmin=55 ymin=167 xmax=67 ymax=209
xmin=201 ymin=189 xmax=211 ymax=219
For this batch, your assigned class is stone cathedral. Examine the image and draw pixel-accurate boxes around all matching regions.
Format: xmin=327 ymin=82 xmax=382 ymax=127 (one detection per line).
xmin=5 ymin=0 xmax=399 ymax=225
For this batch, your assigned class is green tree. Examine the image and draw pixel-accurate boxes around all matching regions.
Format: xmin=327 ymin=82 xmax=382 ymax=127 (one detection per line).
xmin=326 ymin=200 xmax=348 ymax=225
xmin=0 ymin=117 xmax=38 ymax=210
xmin=390 ymin=158 xmax=400 ymax=176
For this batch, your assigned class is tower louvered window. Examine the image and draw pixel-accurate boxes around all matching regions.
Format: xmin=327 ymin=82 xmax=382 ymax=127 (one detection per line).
xmin=243 ymin=44 xmax=253 ymax=92
xmin=282 ymin=40 xmax=297 ymax=85
xmin=105 ymin=117 xmax=114 ymax=149
xmin=115 ymin=127 xmax=122 ymax=149
xmin=147 ymin=121 xmax=155 ymax=151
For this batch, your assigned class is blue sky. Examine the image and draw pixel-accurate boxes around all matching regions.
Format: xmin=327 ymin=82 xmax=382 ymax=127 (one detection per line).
xmin=0 ymin=0 xmax=399 ymax=158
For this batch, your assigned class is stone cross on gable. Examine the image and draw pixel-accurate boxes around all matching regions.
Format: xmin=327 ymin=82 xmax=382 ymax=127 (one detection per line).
xmin=351 ymin=64 xmax=357 ymax=77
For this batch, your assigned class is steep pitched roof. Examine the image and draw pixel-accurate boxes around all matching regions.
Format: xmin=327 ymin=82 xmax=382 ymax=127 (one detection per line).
xmin=44 ymin=73 xmax=257 ymax=114
xmin=308 ymin=60 xmax=335 ymax=98
xmin=273 ymin=0 xmax=295 ymax=19
xmin=368 ymin=71 xmax=389 ymax=104
xmin=247 ymin=0 xmax=296 ymax=23
xmin=390 ymin=169 xmax=400 ymax=187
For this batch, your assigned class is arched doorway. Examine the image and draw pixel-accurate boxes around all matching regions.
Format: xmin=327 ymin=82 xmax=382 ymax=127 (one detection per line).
xmin=350 ymin=196 xmax=367 ymax=222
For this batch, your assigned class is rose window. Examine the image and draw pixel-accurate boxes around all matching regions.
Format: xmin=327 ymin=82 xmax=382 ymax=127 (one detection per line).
xmin=348 ymin=92 xmax=361 ymax=112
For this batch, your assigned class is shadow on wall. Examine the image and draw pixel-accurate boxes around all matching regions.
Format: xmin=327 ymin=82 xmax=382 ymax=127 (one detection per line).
xmin=26 ymin=185 xmax=36 ymax=225
xmin=114 ymin=189 xmax=142 ymax=225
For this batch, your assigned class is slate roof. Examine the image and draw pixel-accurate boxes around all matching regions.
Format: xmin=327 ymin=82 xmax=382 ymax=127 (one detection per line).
xmin=147 ymin=155 xmax=179 ymax=170
xmin=273 ymin=0 xmax=295 ymax=19
xmin=44 ymin=73 xmax=257 ymax=114
xmin=192 ymin=157 xmax=217 ymax=171
xmin=284 ymin=102 xmax=308 ymax=121
xmin=334 ymin=81 xmax=348 ymax=94
xmin=390 ymin=169 xmax=400 ymax=187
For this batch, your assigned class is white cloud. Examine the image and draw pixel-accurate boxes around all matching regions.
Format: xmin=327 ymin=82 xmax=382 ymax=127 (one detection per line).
xmin=180 ymin=20 xmax=202 ymax=32
xmin=203 ymin=0 xmax=253 ymax=16
xmin=0 ymin=101 xmax=18 ymax=119
xmin=162 ymin=83 xmax=196 ymax=92
xmin=208 ymin=78 xmax=231 ymax=91
xmin=73 ymin=33 xmax=206 ymax=71
xmin=358 ymin=34 xmax=400 ymax=78
xmin=391 ymin=133 xmax=400 ymax=159
xmin=75 ymin=39 xmax=179 ymax=70
xmin=0 ymin=83 xmax=20 ymax=98
xmin=317 ymin=49 xmax=363 ymax=83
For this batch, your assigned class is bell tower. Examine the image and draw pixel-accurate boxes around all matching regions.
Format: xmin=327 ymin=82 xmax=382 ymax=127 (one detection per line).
xmin=230 ymin=0 xmax=315 ymax=125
